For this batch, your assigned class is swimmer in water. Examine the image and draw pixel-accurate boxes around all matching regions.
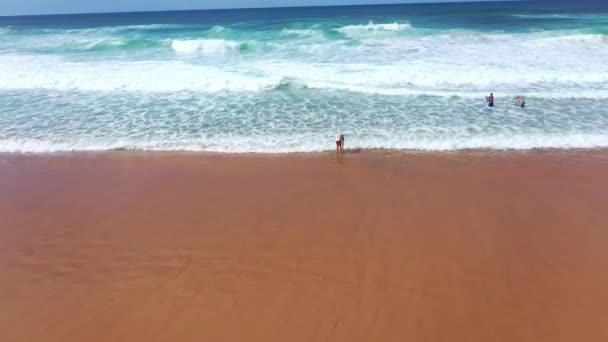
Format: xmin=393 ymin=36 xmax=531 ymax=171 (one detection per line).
xmin=515 ymin=97 xmax=526 ymax=108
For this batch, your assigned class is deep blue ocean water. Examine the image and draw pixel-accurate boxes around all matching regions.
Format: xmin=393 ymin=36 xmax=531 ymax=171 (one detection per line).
xmin=1 ymin=0 xmax=607 ymax=152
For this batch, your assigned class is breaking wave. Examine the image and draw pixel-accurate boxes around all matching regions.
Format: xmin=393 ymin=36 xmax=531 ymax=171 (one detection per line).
xmin=1 ymin=53 xmax=606 ymax=98
xmin=171 ymin=39 xmax=244 ymax=54
xmin=335 ymin=22 xmax=413 ymax=38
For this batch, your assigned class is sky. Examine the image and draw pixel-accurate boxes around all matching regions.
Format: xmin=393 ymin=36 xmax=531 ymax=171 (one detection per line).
xmin=0 ymin=0 xmax=505 ymax=16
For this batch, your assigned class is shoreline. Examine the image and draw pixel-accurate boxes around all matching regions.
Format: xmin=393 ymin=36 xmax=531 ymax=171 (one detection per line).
xmin=2 ymin=146 xmax=608 ymax=157
xmin=2 ymin=149 xmax=608 ymax=342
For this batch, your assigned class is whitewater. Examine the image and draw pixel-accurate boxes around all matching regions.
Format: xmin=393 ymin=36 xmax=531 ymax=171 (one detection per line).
xmin=0 ymin=1 xmax=607 ymax=153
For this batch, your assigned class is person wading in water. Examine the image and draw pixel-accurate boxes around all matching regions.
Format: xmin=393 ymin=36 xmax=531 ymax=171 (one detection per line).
xmin=487 ymin=93 xmax=495 ymax=107
xmin=336 ymin=134 xmax=345 ymax=153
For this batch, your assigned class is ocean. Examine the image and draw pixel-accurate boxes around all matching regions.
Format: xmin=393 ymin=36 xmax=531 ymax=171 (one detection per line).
xmin=0 ymin=0 xmax=607 ymax=153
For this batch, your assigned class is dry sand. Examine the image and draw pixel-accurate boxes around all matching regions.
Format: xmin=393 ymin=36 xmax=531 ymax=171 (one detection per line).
xmin=1 ymin=150 xmax=608 ymax=342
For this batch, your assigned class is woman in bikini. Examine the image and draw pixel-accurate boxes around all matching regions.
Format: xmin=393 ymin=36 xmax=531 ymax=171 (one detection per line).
xmin=336 ymin=134 xmax=345 ymax=152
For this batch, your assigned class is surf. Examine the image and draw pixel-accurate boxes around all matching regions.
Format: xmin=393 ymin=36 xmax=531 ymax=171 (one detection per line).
xmin=0 ymin=1 xmax=607 ymax=153
xmin=171 ymin=39 xmax=244 ymax=54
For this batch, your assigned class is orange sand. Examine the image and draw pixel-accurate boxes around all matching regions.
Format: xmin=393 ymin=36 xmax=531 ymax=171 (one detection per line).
xmin=1 ymin=150 xmax=608 ymax=342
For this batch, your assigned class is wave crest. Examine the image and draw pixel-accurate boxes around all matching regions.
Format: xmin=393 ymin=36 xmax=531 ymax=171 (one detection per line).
xmin=336 ymin=22 xmax=413 ymax=38
xmin=281 ymin=29 xmax=324 ymax=39
xmin=171 ymin=39 xmax=243 ymax=54
xmin=81 ymin=37 xmax=162 ymax=51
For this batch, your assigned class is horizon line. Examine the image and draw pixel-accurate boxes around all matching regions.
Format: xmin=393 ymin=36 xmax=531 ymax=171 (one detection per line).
xmin=0 ymin=0 xmax=522 ymax=18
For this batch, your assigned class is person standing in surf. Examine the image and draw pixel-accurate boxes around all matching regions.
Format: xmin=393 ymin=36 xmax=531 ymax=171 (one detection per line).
xmin=336 ymin=134 xmax=345 ymax=153
xmin=487 ymin=93 xmax=495 ymax=107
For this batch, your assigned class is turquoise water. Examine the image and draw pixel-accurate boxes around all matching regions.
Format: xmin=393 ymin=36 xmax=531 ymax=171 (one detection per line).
xmin=0 ymin=1 xmax=607 ymax=152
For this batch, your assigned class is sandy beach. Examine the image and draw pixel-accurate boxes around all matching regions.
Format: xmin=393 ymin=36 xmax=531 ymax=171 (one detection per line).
xmin=1 ymin=150 xmax=608 ymax=342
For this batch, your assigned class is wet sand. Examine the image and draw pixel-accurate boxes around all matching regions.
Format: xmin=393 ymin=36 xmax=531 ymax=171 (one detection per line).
xmin=1 ymin=150 xmax=608 ymax=342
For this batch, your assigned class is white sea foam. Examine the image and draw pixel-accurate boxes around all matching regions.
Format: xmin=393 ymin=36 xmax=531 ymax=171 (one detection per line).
xmin=0 ymin=55 xmax=287 ymax=92
xmin=337 ymin=22 xmax=413 ymax=32
xmin=336 ymin=22 xmax=412 ymax=38
xmin=2 ymin=133 xmax=608 ymax=153
xmin=281 ymin=29 xmax=325 ymax=39
xmin=1 ymin=53 xmax=607 ymax=97
xmin=171 ymin=39 xmax=241 ymax=54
